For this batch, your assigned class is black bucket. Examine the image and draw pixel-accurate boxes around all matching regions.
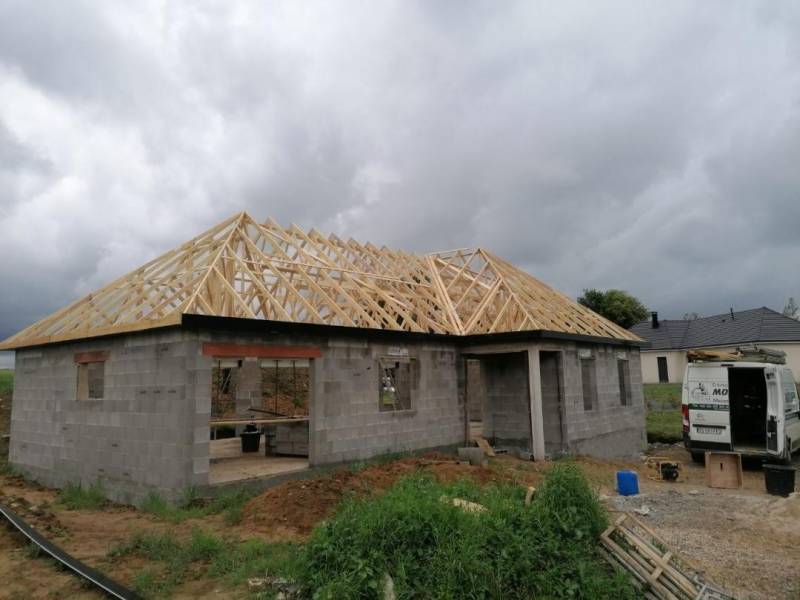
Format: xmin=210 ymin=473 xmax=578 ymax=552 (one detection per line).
xmin=763 ymin=464 xmax=796 ymax=497
xmin=240 ymin=425 xmax=261 ymax=453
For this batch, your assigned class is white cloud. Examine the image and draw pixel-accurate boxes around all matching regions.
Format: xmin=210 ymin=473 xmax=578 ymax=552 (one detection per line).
xmin=1 ymin=0 xmax=800 ymax=341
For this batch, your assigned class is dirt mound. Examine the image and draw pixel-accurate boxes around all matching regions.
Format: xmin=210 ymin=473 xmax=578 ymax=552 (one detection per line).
xmin=238 ymin=454 xmax=499 ymax=538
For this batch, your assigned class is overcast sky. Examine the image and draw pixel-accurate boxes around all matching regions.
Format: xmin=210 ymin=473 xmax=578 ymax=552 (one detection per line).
xmin=1 ymin=1 xmax=800 ymax=362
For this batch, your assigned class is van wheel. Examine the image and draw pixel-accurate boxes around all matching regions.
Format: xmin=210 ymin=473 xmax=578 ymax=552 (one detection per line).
xmin=690 ymin=452 xmax=705 ymax=465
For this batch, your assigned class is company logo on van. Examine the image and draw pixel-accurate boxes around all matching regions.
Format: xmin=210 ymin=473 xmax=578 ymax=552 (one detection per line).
xmin=689 ymin=381 xmax=730 ymax=410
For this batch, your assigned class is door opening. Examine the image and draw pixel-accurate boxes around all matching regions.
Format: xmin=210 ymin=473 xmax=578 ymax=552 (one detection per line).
xmin=729 ymin=367 xmax=767 ymax=450
xmin=540 ymin=351 xmax=565 ymax=455
xmin=657 ymin=357 xmax=669 ymax=383
xmin=463 ymin=352 xmax=531 ymax=451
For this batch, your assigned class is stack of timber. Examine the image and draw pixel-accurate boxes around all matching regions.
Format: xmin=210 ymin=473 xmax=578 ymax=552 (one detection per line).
xmin=600 ymin=512 xmax=734 ymax=600
xmin=687 ymin=345 xmax=786 ymax=364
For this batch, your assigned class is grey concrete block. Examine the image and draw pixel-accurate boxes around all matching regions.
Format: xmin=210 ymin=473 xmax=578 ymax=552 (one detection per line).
xmin=457 ymin=447 xmax=487 ymax=466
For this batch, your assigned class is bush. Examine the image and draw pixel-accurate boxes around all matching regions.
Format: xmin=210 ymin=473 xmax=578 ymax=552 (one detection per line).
xmin=297 ymin=463 xmax=635 ymax=599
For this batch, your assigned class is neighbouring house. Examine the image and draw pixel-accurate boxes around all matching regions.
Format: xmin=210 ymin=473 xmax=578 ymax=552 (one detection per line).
xmin=1 ymin=212 xmax=646 ymax=503
xmin=630 ymin=308 xmax=800 ymax=384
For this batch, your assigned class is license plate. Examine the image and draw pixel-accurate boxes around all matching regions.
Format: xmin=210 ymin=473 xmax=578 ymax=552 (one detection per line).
xmin=695 ymin=426 xmax=724 ymax=435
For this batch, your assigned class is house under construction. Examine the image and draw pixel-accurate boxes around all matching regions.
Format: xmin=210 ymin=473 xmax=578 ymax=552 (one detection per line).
xmin=1 ymin=212 xmax=646 ymax=502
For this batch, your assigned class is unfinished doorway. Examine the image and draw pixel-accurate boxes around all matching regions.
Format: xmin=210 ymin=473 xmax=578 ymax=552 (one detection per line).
xmin=209 ymin=356 xmax=311 ymax=485
xmin=729 ymin=367 xmax=767 ymax=451
xmin=540 ymin=351 xmax=565 ymax=455
xmin=465 ymin=352 xmax=532 ymax=451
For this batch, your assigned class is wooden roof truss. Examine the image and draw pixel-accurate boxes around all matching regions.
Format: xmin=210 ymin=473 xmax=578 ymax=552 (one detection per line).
xmin=0 ymin=212 xmax=640 ymax=349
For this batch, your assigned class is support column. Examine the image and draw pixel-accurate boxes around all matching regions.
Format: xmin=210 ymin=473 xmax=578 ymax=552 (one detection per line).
xmin=527 ymin=346 xmax=546 ymax=461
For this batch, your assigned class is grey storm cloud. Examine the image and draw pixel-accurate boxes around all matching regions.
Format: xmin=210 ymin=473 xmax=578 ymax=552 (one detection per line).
xmin=1 ymin=0 xmax=800 ymax=354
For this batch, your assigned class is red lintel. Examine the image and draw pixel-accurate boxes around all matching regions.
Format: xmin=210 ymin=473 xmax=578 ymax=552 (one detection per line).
xmin=74 ymin=350 xmax=110 ymax=364
xmin=202 ymin=343 xmax=322 ymax=359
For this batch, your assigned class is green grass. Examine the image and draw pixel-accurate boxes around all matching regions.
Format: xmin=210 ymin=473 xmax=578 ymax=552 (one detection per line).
xmin=0 ymin=369 xmax=12 ymax=397
xmin=57 ymin=481 xmax=107 ymax=510
xmin=140 ymin=487 xmax=253 ymax=525
xmin=646 ymin=411 xmax=683 ymax=443
xmin=110 ymin=527 xmax=302 ymax=598
xmin=644 ymin=383 xmax=683 ymax=443
xmin=113 ymin=465 xmax=636 ymax=599
xmin=643 ymin=383 xmax=682 ymax=408
xmin=298 ymin=464 xmax=637 ymax=599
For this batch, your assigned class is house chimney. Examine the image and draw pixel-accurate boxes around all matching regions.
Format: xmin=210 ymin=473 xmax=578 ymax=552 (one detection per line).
xmin=651 ymin=311 xmax=659 ymax=328
xmin=730 ymin=307 xmax=735 ymax=320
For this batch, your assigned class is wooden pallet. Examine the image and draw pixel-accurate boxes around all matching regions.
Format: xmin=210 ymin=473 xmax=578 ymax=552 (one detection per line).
xmin=600 ymin=512 xmax=734 ymax=600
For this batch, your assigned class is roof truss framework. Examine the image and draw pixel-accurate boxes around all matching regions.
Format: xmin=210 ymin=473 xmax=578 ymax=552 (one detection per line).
xmin=0 ymin=212 xmax=640 ymax=349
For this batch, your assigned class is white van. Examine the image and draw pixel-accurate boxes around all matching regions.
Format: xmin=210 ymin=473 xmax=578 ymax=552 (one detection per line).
xmin=681 ymin=348 xmax=800 ymax=463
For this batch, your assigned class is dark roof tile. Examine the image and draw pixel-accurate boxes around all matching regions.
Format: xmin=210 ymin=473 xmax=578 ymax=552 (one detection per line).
xmin=629 ymin=307 xmax=800 ymax=350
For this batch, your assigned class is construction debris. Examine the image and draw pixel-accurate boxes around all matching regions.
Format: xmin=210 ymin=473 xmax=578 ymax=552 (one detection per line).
xmin=600 ymin=511 xmax=734 ymax=600
xmin=524 ymin=486 xmax=536 ymax=506
xmin=475 ymin=437 xmax=495 ymax=457
xmin=457 ymin=447 xmax=488 ymax=467
xmin=442 ymin=496 xmax=487 ymax=514
xmin=705 ymin=452 xmax=743 ymax=489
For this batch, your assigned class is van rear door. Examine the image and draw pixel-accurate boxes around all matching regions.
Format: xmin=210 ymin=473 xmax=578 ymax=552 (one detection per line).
xmin=782 ymin=368 xmax=800 ymax=455
xmin=766 ymin=366 xmax=787 ymax=457
xmin=686 ymin=365 xmax=731 ymax=446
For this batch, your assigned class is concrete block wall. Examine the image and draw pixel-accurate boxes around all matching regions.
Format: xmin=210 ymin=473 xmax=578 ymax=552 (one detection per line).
xmin=9 ymin=330 xmax=204 ymax=504
xmin=8 ymin=323 xmax=643 ymax=503
xmin=191 ymin=329 xmax=466 ymax=466
xmin=549 ymin=342 xmax=646 ymax=458
xmin=312 ymin=339 xmax=464 ymax=464
xmin=266 ymin=421 xmax=309 ymax=456
xmin=479 ymin=353 xmax=531 ymax=449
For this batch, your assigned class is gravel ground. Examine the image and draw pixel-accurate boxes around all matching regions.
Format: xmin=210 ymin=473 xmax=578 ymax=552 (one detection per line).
xmin=608 ymin=487 xmax=800 ymax=599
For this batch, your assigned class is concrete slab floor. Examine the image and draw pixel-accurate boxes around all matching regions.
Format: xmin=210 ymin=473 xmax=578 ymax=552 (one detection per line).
xmin=209 ymin=436 xmax=309 ymax=485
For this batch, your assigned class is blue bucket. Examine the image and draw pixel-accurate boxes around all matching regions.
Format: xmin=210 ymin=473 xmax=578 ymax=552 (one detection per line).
xmin=616 ymin=470 xmax=639 ymax=496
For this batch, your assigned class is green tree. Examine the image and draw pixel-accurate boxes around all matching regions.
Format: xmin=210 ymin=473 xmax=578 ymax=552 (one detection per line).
xmin=784 ymin=297 xmax=799 ymax=320
xmin=578 ymin=288 xmax=649 ymax=329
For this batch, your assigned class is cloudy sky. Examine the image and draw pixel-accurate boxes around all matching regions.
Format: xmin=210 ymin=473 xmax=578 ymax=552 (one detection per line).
xmin=1 ymin=1 xmax=800 ymax=364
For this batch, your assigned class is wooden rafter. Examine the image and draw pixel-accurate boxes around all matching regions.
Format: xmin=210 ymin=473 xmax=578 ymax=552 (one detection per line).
xmin=0 ymin=212 xmax=642 ymax=349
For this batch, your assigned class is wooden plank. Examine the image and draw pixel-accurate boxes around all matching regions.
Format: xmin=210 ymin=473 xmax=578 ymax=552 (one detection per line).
xmin=210 ymin=417 xmax=310 ymax=426
xmin=475 ymin=437 xmax=495 ymax=457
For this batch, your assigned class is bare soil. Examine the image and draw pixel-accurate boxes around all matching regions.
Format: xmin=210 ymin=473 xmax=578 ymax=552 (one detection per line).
xmin=238 ymin=453 xmax=500 ymax=538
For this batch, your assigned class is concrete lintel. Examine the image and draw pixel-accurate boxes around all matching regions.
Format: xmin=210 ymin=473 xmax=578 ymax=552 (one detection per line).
xmin=460 ymin=343 xmax=530 ymax=355
xmin=527 ymin=345 xmax=546 ymax=461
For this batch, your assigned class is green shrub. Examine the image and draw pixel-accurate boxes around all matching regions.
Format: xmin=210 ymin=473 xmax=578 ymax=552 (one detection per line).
xmin=57 ymin=481 xmax=106 ymax=510
xmin=297 ymin=463 xmax=635 ymax=599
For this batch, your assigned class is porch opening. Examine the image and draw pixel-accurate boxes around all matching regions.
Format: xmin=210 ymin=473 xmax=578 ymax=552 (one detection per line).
xmin=464 ymin=352 xmax=532 ymax=452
